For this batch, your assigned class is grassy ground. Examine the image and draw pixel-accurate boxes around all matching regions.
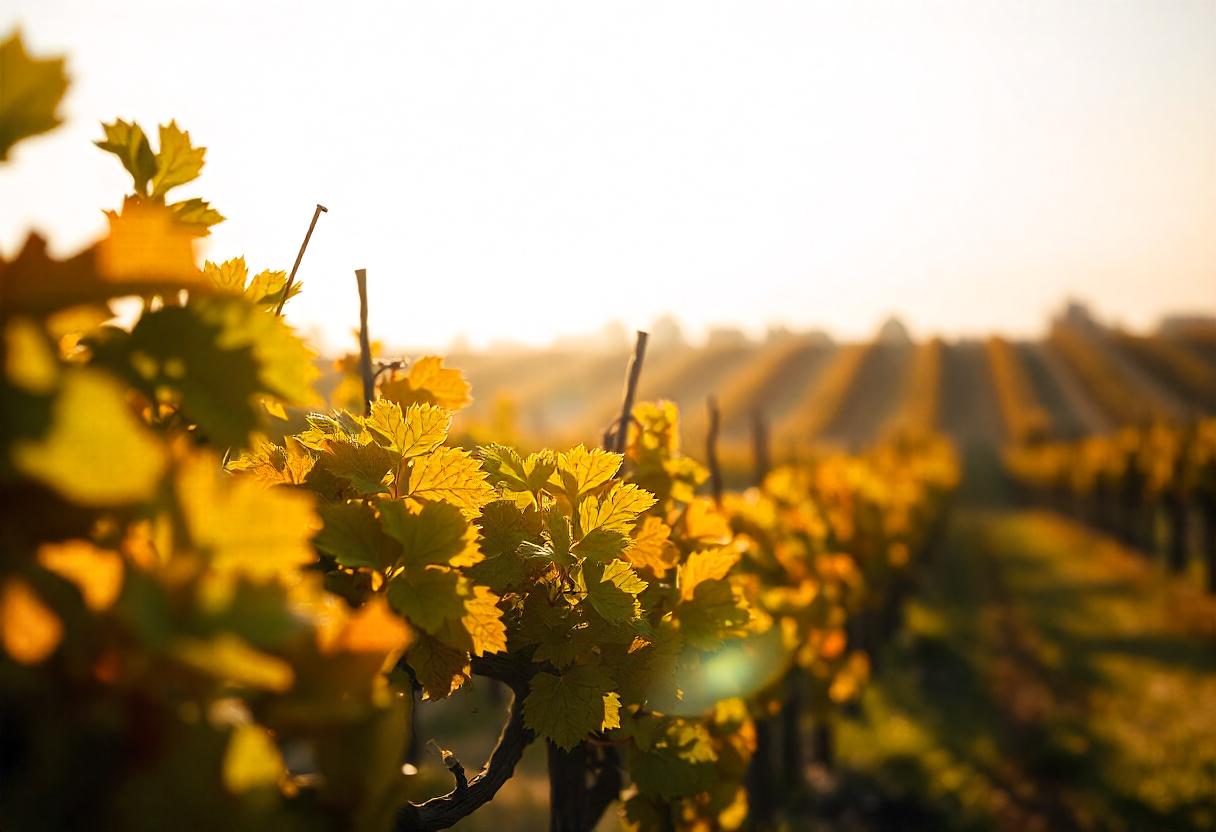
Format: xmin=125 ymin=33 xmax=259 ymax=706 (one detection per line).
xmin=830 ymin=506 xmax=1216 ymax=831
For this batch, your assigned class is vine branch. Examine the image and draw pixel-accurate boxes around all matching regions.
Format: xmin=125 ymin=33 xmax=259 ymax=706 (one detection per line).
xmin=274 ymin=203 xmax=327 ymax=316
xmin=393 ymin=655 xmax=537 ymax=832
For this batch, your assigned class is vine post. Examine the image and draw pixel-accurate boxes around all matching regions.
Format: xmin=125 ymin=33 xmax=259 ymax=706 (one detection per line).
xmin=548 ymin=329 xmax=649 ymax=831
xmin=706 ymin=395 xmax=723 ymax=505
xmin=355 ymin=268 xmax=375 ymax=415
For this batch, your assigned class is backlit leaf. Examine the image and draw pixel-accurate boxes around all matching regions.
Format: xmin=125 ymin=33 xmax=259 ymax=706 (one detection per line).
xmin=0 ymin=578 xmax=63 ymax=665
xmin=677 ymin=547 xmax=740 ymax=602
xmin=407 ymin=632 xmax=470 ymax=700
xmin=314 ymin=500 xmax=401 ymax=571
xmin=222 ymin=723 xmax=285 ymax=793
xmin=405 ymin=446 xmax=495 ymax=514
xmin=96 ymin=119 xmax=156 ymax=195
xmin=365 ymin=399 xmax=450 ymax=459
xmin=13 ymin=369 xmax=166 ymax=505
xmin=378 ymin=499 xmax=478 ymax=569
xmin=583 ymin=558 xmax=647 ymax=624
xmin=150 ymin=120 xmax=205 ymax=198
xmin=37 ymin=540 xmax=124 ymax=611
xmin=379 ymin=355 xmax=471 ymax=412
xmin=0 ymin=32 xmax=68 ymax=161
xmin=550 ymin=445 xmax=621 ymax=501
xmin=523 ymin=664 xmax=619 ymax=750
xmin=578 ymin=481 xmax=656 ymax=534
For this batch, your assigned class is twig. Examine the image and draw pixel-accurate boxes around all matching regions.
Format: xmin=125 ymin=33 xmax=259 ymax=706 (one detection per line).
xmin=609 ymin=330 xmax=649 ymax=454
xmin=274 ymin=203 xmax=327 ymax=316
xmin=355 ymin=269 xmax=374 ymax=415
xmin=706 ymin=395 xmax=723 ymax=505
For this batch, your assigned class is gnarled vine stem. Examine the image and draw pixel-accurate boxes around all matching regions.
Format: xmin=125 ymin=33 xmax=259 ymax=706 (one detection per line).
xmin=393 ymin=656 xmax=537 ymax=832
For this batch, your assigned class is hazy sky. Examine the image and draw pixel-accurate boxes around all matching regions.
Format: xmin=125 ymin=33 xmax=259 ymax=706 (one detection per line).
xmin=2 ymin=1 xmax=1214 ymax=352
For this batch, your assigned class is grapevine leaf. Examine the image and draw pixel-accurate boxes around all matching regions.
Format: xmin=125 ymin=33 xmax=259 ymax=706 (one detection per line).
xmin=223 ymin=723 xmax=286 ymax=793
xmin=578 ymin=481 xmax=656 ymax=534
xmin=96 ymin=119 xmax=156 ymax=195
xmin=675 ymin=579 xmax=749 ymax=650
xmin=365 ymin=400 xmax=450 ymax=459
xmin=313 ymin=500 xmax=402 ymax=571
xmin=550 ymin=445 xmax=622 ymax=502
xmin=204 ymin=257 xmax=248 ymax=294
xmin=0 ymin=33 xmax=68 ymax=161
xmin=168 ymin=197 xmax=224 ymax=235
xmin=407 ymin=632 xmax=470 ymax=700
xmin=377 ymin=499 xmax=478 ymax=569
xmin=459 ymin=585 xmax=507 ymax=656
xmin=227 ymin=438 xmax=315 ymax=486
xmin=546 ymin=511 xmax=574 ymax=568
xmin=171 ymin=633 xmax=294 ymax=691
xmin=572 ymin=528 xmax=630 ymax=563
xmin=321 ymin=440 xmax=395 ymax=495
xmin=627 ymin=744 xmax=714 ymax=800
xmin=379 ymin=355 xmax=471 ymax=412
xmin=386 ymin=567 xmax=467 ymax=634
xmin=37 ymin=540 xmax=124 ymax=612
xmin=680 ymin=498 xmax=732 ymax=547
xmin=479 ymin=444 xmax=556 ymax=496
xmin=96 ymin=202 xmax=201 ymax=285
xmin=405 ymin=445 xmax=495 ymax=514
xmin=13 ymin=369 xmax=166 ymax=505
xmin=582 ymin=558 xmax=647 ymax=624
xmin=625 ymin=516 xmax=680 ymax=577
xmin=677 ymin=547 xmax=740 ymax=601
xmin=523 ymin=665 xmax=620 ymax=750
xmin=150 ymin=120 xmax=205 ymax=198
xmin=176 ymin=451 xmax=317 ymax=581
xmin=321 ymin=595 xmax=413 ymax=656
xmin=0 ymin=578 xmax=63 ymax=665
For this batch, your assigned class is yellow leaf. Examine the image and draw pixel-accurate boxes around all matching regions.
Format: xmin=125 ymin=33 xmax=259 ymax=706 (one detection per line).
xmin=37 ymin=540 xmax=124 ymax=611
xmin=203 ymin=257 xmax=248 ymax=294
xmin=0 ymin=578 xmax=63 ymax=665
xmin=550 ymin=445 xmax=622 ymax=501
xmin=365 ymin=399 xmax=450 ymax=458
xmin=461 ymin=585 xmax=507 ymax=656
xmin=578 ymin=481 xmax=656 ymax=534
xmin=407 ymin=632 xmax=470 ymax=700
xmin=96 ymin=203 xmax=200 ymax=285
xmin=322 ymin=595 xmax=413 ymax=656
xmin=405 ymin=446 xmax=495 ymax=514
xmin=583 ymin=558 xmax=647 ymax=624
xmin=379 ymin=355 xmax=471 ymax=412
xmin=13 ymin=369 xmax=166 ymax=506
xmin=681 ymin=498 xmax=733 ymax=547
xmin=223 ymin=723 xmax=285 ymax=793
xmin=625 ymin=517 xmax=680 ymax=577
xmin=4 ymin=317 xmax=58 ymax=393
xmin=678 ymin=547 xmax=740 ymax=602
xmin=172 ymin=633 xmax=294 ymax=691
xmin=176 ymin=451 xmax=316 ymax=580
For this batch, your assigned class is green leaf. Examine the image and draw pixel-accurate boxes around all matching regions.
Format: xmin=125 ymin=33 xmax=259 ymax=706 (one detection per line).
xmin=321 ymin=439 xmax=395 ymax=495
xmin=150 ymin=120 xmax=205 ymax=198
xmin=479 ymin=444 xmax=556 ymax=496
xmin=546 ymin=512 xmax=574 ymax=568
xmin=94 ymin=297 xmax=319 ymax=448
xmin=523 ymin=664 xmax=620 ymax=750
xmin=386 ymin=567 xmax=468 ymax=635
xmin=675 ymin=579 xmax=749 ymax=651
xmin=377 ymin=499 xmax=475 ymax=569
xmin=169 ymin=197 xmax=224 ymax=235
xmin=314 ymin=500 xmax=402 ymax=571
xmin=0 ymin=33 xmax=69 ymax=161
xmin=96 ymin=119 xmax=157 ymax=195
xmin=582 ymin=558 xmax=647 ymax=624
xmin=573 ymin=527 xmax=630 ymax=563
xmin=407 ymin=632 xmax=470 ymax=700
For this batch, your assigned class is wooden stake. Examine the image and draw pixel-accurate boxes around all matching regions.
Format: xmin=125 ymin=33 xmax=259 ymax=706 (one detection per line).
xmin=275 ymin=203 xmax=328 ymax=316
xmin=752 ymin=408 xmax=771 ymax=486
xmin=706 ymin=395 xmax=723 ymax=505
xmin=609 ymin=330 xmax=649 ymax=454
xmin=355 ymin=268 xmax=374 ymax=416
